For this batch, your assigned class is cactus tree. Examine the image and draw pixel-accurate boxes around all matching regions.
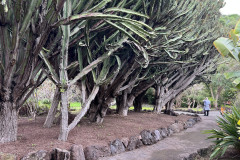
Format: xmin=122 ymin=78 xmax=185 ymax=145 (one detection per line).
xmin=0 ymin=0 xmax=64 ymax=143
xmin=39 ymin=0 xmax=153 ymax=141
xmin=0 ymin=0 xmax=152 ymax=143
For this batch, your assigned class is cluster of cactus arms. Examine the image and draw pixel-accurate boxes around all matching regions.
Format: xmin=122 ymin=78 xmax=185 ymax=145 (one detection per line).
xmin=48 ymin=0 xmax=224 ymax=139
xmin=0 ymin=0 xmax=224 ymax=142
xmin=0 ymin=0 xmax=152 ymax=142
xmin=0 ymin=0 xmax=68 ymax=143
xmin=40 ymin=0 xmax=154 ymax=141
xmin=86 ymin=0 xmax=224 ymax=119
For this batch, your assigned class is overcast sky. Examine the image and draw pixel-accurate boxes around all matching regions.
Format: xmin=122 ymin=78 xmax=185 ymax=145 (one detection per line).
xmin=220 ymin=0 xmax=240 ymax=15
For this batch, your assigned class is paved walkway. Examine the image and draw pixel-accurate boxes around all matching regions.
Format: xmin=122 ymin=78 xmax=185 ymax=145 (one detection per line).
xmin=100 ymin=111 xmax=220 ymax=160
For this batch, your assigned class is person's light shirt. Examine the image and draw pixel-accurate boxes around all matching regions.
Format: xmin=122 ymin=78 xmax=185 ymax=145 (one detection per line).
xmin=203 ymin=100 xmax=211 ymax=110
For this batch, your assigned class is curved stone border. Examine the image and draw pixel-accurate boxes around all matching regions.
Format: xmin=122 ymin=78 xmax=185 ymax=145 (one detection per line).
xmin=19 ymin=115 xmax=201 ymax=160
xmin=175 ymin=108 xmax=204 ymax=114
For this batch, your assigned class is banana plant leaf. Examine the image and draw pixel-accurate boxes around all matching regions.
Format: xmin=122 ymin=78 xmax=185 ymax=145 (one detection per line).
xmin=213 ymin=37 xmax=239 ymax=61
xmin=224 ymin=71 xmax=240 ymax=79
xmin=214 ymin=20 xmax=240 ymax=89
xmin=234 ymin=20 xmax=240 ymax=34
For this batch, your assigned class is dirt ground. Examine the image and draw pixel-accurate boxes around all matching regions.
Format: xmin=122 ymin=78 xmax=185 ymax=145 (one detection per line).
xmin=0 ymin=111 xmax=191 ymax=159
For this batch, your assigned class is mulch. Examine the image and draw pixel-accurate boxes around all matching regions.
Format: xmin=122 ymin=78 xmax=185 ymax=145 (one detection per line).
xmin=0 ymin=111 xmax=191 ymax=159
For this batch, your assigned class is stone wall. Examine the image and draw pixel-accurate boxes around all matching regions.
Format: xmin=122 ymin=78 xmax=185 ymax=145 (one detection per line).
xmin=16 ymin=114 xmax=201 ymax=160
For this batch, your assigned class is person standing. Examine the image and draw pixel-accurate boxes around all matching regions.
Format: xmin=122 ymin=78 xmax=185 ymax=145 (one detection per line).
xmin=203 ymin=97 xmax=211 ymax=116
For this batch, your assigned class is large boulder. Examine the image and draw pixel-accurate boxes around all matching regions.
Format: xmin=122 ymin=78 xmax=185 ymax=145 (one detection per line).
xmin=167 ymin=128 xmax=174 ymax=136
xmin=127 ymin=135 xmax=143 ymax=151
xmin=158 ymin=128 xmax=168 ymax=138
xmin=109 ymin=139 xmax=125 ymax=155
xmin=120 ymin=137 xmax=129 ymax=148
xmin=21 ymin=150 xmax=50 ymax=160
xmin=70 ymin=145 xmax=85 ymax=160
xmin=184 ymin=121 xmax=194 ymax=128
xmin=84 ymin=146 xmax=111 ymax=160
xmin=51 ymin=148 xmax=70 ymax=160
xmin=140 ymin=130 xmax=157 ymax=145
xmin=193 ymin=116 xmax=202 ymax=122
xmin=176 ymin=122 xmax=184 ymax=131
xmin=168 ymin=123 xmax=180 ymax=133
xmin=187 ymin=118 xmax=197 ymax=125
xmin=0 ymin=152 xmax=16 ymax=160
xmin=185 ymin=152 xmax=199 ymax=160
xmin=151 ymin=130 xmax=162 ymax=141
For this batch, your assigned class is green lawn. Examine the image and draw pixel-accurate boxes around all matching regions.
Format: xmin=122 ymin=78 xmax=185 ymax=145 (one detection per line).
xmin=110 ymin=105 xmax=153 ymax=111
xmin=38 ymin=101 xmax=51 ymax=109
xmin=38 ymin=101 xmax=209 ymax=112
xmin=176 ymin=108 xmax=203 ymax=112
xmin=38 ymin=101 xmax=153 ymax=111
xmin=38 ymin=101 xmax=81 ymax=110
xmin=69 ymin=102 xmax=81 ymax=109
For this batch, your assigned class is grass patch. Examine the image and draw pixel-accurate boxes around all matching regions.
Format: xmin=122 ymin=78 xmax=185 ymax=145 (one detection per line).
xmin=176 ymin=108 xmax=203 ymax=112
xmin=38 ymin=101 xmax=51 ymax=109
xmin=110 ymin=105 xmax=153 ymax=111
xmin=38 ymin=101 xmax=81 ymax=110
xmin=38 ymin=101 xmax=153 ymax=111
xmin=70 ymin=102 xmax=81 ymax=110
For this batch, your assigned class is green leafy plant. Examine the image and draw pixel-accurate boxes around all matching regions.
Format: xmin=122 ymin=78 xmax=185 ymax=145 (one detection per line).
xmin=144 ymin=88 xmax=155 ymax=105
xmin=205 ymin=106 xmax=240 ymax=159
xmin=214 ymin=20 xmax=240 ymax=89
xmin=42 ymin=99 xmax=51 ymax=105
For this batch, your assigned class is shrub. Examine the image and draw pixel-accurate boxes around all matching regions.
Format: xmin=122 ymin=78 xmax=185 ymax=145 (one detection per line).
xmin=42 ymin=99 xmax=51 ymax=105
xmin=143 ymin=88 xmax=155 ymax=104
xmin=205 ymin=106 xmax=240 ymax=159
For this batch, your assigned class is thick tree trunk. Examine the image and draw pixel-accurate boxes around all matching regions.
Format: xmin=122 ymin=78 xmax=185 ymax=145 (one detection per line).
xmin=214 ymin=87 xmax=222 ymax=109
xmin=154 ymin=98 xmax=164 ymax=114
xmin=119 ymin=94 xmax=135 ymax=116
xmin=117 ymin=91 xmax=128 ymax=116
xmin=44 ymin=88 xmax=60 ymax=128
xmin=116 ymin=95 xmax=122 ymax=114
xmin=210 ymin=86 xmax=214 ymax=100
xmin=88 ymin=102 xmax=100 ymax=122
xmin=133 ymin=91 xmax=146 ymax=112
xmin=89 ymin=97 xmax=113 ymax=124
xmin=164 ymin=99 xmax=174 ymax=115
xmin=169 ymin=100 xmax=174 ymax=111
xmin=96 ymin=103 xmax=110 ymax=124
xmin=88 ymin=87 xmax=108 ymax=123
xmin=153 ymin=85 xmax=164 ymax=114
xmin=215 ymin=94 xmax=219 ymax=109
xmin=120 ymin=108 xmax=128 ymax=116
xmin=0 ymin=102 xmax=18 ymax=143
xmin=192 ymin=100 xmax=196 ymax=108
xmin=68 ymin=86 xmax=99 ymax=130
xmin=164 ymin=102 xmax=169 ymax=114
xmin=58 ymin=86 xmax=99 ymax=141
xmin=187 ymin=100 xmax=192 ymax=109
xmin=133 ymin=99 xmax=142 ymax=112
xmin=81 ymin=82 xmax=87 ymax=104
xmin=58 ymin=91 xmax=69 ymax=141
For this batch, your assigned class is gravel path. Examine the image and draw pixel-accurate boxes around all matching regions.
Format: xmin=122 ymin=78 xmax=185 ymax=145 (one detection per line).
xmin=100 ymin=111 xmax=220 ymax=160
